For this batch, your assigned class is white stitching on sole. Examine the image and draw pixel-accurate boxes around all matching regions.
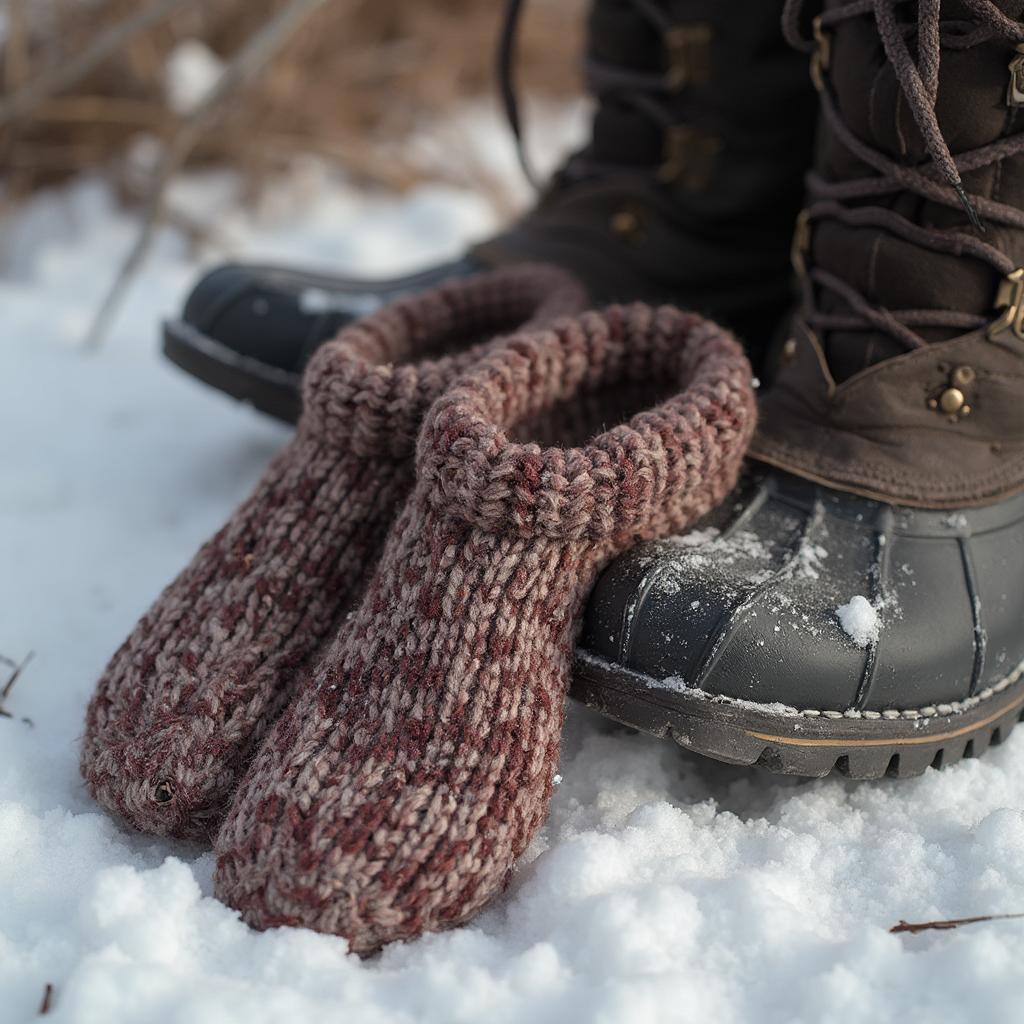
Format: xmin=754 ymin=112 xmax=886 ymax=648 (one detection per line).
xmin=684 ymin=659 xmax=1024 ymax=720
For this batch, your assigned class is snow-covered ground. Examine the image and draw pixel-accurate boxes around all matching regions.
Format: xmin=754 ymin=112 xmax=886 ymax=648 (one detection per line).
xmin=5 ymin=131 xmax=1024 ymax=1024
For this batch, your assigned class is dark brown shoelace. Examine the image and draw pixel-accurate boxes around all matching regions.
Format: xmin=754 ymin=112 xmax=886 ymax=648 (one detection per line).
xmin=782 ymin=0 xmax=1024 ymax=351
xmin=497 ymin=0 xmax=699 ymax=187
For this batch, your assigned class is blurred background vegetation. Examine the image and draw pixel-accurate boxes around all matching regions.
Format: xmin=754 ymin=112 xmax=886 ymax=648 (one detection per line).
xmin=0 ymin=0 xmax=585 ymax=214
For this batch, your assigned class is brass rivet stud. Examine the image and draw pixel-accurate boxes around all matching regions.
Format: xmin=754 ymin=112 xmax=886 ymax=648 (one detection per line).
xmin=153 ymin=780 xmax=175 ymax=804
xmin=951 ymin=365 xmax=976 ymax=387
xmin=610 ymin=208 xmax=642 ymax=240
xmin=781 ymin=337 xmax=798 ymax=364
xmin=938 ymin=387 xmax=966 ymax=415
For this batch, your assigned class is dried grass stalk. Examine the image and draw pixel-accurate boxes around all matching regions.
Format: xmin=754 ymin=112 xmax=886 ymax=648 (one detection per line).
xmin=0 ymin=0 xmax=584 ymax=200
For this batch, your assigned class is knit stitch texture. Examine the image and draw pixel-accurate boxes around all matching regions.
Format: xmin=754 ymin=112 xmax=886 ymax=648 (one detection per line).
xmin=80 ymin=264 xmax=585 ymax=840
xmin=213 ymin=303 xmax=756 ymax=951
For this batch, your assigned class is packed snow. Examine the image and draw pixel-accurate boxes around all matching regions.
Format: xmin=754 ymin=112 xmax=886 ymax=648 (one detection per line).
xmin=836 ymin=596 xmax=882 ymax=650
xmin=5 ymin=137 xmax=1024 ymax=1022
xmin=796 ymin=538 xmax=829 ymax=581
xmin=163 ymin=40 xmax=225 ymax=115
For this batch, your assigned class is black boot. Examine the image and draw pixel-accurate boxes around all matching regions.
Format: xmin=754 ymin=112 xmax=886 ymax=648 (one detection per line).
xmin=163 ymin=0 xmax=816 ymax=422
xmin=575 ymin=0 xmax=1024 ymax=779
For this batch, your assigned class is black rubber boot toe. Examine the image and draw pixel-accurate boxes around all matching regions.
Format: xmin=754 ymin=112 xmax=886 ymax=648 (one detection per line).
xmin=573 ymin=469 xmax=1024 ymax=778
xmin=163 ymin=258 xmax=479 ymax=422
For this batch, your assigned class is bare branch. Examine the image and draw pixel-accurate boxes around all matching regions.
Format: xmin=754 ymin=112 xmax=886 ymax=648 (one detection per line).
xmin=82 ymin=0 xmax=330 ymax=350
xmin=0 ymin=650 xmax=34 ymax=702
xmin=0 ymin=0 xmax=199 ymax=125
xmin=0 ymin=650 xmax=34 ymax=720
xmin=891 ymin=912 xmax=1024 ymax=935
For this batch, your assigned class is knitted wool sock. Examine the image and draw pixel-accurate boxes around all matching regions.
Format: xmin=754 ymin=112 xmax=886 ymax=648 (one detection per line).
xmin=80 ymin=264 xmax=585 ymax=840
xmin=213 ymin=303 xmax=756 ymax=952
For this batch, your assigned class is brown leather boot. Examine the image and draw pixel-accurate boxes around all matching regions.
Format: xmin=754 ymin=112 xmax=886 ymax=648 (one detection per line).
xmin=574 ymin=0 xmax=1024 ymax=779
xmin=162 ymin=0 xmax=816 ymax=422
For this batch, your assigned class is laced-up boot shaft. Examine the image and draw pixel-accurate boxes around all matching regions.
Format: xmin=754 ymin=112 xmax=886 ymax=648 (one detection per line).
xmin=477 ymin=0 xmax=819 ymax=349
xmin=753 ymin=0 xmax=1024 ymax=508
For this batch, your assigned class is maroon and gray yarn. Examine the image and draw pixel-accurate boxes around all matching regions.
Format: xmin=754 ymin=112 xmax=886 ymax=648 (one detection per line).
xmin=213 ymin=303 xmax=755 ymax=953
xmin=80 ymin=264 xmax=586 ymax=841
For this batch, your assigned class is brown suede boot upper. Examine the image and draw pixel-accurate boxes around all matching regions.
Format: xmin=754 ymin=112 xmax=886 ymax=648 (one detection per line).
xmin=753 ymin=0 xmax=1024 ymax=508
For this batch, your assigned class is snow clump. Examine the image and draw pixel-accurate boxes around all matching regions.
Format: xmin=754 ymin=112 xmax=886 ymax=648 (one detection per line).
xmin=836 ymin=595 xmax=880 ymax=648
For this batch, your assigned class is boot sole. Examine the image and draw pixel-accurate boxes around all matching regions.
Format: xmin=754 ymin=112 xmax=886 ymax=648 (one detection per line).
xmin=572 ymin=651 xmax=1024 ymax=779
xmin=162 ymin=319 xmax=301 ymax=424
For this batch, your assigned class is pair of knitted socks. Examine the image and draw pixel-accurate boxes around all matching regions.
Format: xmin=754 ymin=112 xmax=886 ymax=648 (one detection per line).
xmin=82 ymin=266 xmax=755 ymax=952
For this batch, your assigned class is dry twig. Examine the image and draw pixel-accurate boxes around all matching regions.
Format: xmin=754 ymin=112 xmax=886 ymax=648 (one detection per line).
xmin=0 ymin=650 xmax=35 ymax=721
xmin=0 ymin=0 xmax=198 ymax=125
xmin=82 ymin=0 xmax=330 ymax=349
xmin=0 ymin=0 xmax=584 ymax=205
xmin=891 ymin=913 xmax=1024 ymax=935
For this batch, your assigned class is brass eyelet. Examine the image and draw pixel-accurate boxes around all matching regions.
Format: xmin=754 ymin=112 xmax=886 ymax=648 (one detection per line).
xmin=609 ymin=205 xmax=645 ymax=242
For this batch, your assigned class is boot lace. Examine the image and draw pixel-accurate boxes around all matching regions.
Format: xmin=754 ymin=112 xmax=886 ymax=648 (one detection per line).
xmin=782 ymin=0 xmax=1024 ymax=351
xmin=498 ymin=0 xmax=703 ymax=189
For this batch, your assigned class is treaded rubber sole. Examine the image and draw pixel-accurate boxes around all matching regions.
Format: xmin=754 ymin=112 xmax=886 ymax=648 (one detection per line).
xmin=162 ymin=319 xmax=301 ymax=424
xmin=571 ymin=652 xmax=1024 ymax=779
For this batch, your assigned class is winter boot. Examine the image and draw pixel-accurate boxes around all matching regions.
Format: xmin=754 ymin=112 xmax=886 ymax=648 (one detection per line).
xmin=213 ymin=304 xmax=755 ymax=952
xmin=573 ymin=0 xmax=1024 ymax=778
xmin=162 ymin=0 xmax=816 ymax=422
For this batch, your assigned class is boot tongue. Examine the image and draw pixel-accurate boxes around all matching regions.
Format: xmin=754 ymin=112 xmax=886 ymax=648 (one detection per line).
xmin=811 ymin=0 xmax=1024 ymax=382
